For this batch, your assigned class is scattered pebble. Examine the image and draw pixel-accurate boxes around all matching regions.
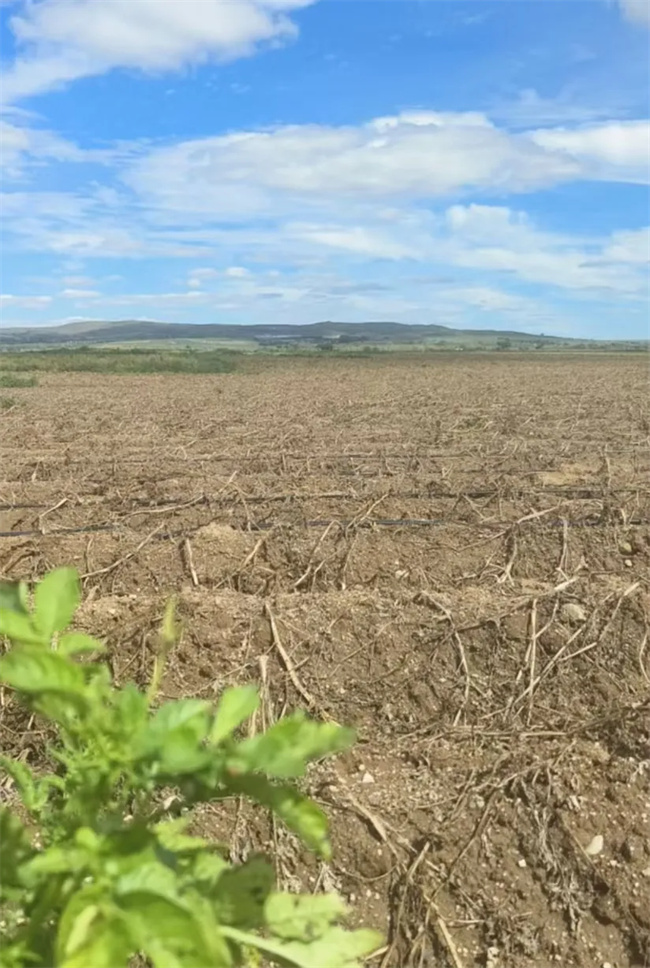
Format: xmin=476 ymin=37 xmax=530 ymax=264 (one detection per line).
xmin=624 ymin=559 xmax=633 ymax=568
xmin=618 ymin=540 xmax=633 ymax=555
xmin=517 ymin=858 xmax=527 ymax=868
xmin=486 ymin=946 xmax=499 ymax=968
xmin=585 ymin=834 xmax=604 ymax=857
xmin=561 ymin=602 xmax=586 ymax=624
xmin=621 ymin=836 xmax=642 ymax=861
xmin=361 ymin=772 xmax=375 ymax=784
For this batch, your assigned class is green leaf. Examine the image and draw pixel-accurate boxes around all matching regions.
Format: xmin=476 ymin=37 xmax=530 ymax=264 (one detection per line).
xmin=210 ymin=685 xmax=259 ymax=745
xmin=115 ymin=865 xmax=231 ymax=967
xmin=20 ymin=845 xmax=90 ymax=885
xmin=33 ymin=567 xmax=80 ymax=638
xmin=0 ymin=755 xmax=60 ymax=816
xmin=228 ymin=774 xmax=332 ymax=859
xmin=221 ymin=924 xmax=383 ymax=968
xmin=191 ymin=851 xmax=230 ymax=890
xmin=0 ymin=753 xmax=37 ymax=804
xmin=57 ymin=632 xmax=106 ymax=657
xmin=125 ymin=897 xmax=232 ymax=968
xmin=58 ymin=890 xmax=134 ymax=968
xmin=112 ymin=682 xmax=149 ymax=732
xmin=211 ymin=855 xmax=274 ymax=929
xmin=264 ymin=892 xmax=348 ymax=941
xmin=0 ymin=807 xmax=34 ymax=893
xmin=0 ymin=580 xmax=29 ymax=615
xmin=231 ymin=713 xmax=355 ymax=778
xmin=140 ymin=698 xmax=213 ymax=775
xmin=0 ymin=648 xmax=88 ymax=703
xmin=154 ymin=818 xmax=211 ymax=855
xmin=148 ymin=698 xmax=212 ymax=742
xmin=0 ymin=609 xmax=44 ymax=646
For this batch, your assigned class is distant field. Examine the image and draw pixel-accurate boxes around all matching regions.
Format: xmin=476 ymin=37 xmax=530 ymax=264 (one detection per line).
xmin=0 ymin=338 xmax=647 ymax=378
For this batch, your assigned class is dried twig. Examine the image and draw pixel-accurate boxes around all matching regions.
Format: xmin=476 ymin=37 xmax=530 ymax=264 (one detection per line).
xmin=37 ymin=497 xmax=68 ymax=533
xmin=497 ymin=530 xmax=517 ymax=585
xmin=181 ymin=538 xmax=199 ymax=587
xmin=639 ymin=628 xmax=649 ymax=684
xmin=264 ymin=604 xmax=319 ymax=713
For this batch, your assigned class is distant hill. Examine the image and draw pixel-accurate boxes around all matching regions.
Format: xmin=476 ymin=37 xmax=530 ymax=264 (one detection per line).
xmin=0 ymin=318 xmax=585 ymax=347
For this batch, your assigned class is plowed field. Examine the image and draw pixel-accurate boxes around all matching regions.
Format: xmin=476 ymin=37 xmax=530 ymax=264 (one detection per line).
xmin=1 ymin=352 xmax=649 ymax=968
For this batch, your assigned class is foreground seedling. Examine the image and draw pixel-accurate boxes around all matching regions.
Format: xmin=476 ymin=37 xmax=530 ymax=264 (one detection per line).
xmin=0 ymin=568 xmax=382 ymax=968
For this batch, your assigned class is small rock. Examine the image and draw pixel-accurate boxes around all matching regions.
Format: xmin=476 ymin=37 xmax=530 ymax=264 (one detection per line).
xmin=621 ymin=836 xmax=643 ymax=862
xmin=624 ymin=559 xmax=633 ymax=568
xmin=618 ymin=540 xmax=633 ymax=555
xmin=361 ymin=772 xmax=375 ymax=785
xmin=486 ymin=946 xmax=499 ymax=968
xmin=585 ymin=834 xmax=604 ymax=857
xmin=561 ymin=602 xmax=587 ymax=624
xmin=517 ymin=858 xmax=527 ymax=868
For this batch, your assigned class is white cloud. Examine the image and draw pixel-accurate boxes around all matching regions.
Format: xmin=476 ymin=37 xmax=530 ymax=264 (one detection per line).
xmin=0 ymin=293 xmax=52 ymax=308
xmin=0 ymin=119 xmax=85 ymax=173
xmin=442 ymin=204 xmax=649 ymax=296
xmin=126 ymin=112 xmax=585 ymax=217
xmin=289 ymin=224 xmax=420 ymax=260
xmin=187 ymin=267 xmax=219 ymax=288
xmin=0 ymin=119 xmax=142 ymax=177
xmin=102 ymin=290 xmax=207 ymax=306
xmin=60 ymin=287 xmax=100 ymax=298
xmin=531 ymin=121 xmax=650 ymax=182
xmin=2 ymin=107 xmax=648 ymax=316
xmin=490 ymin=88 xmax=628 ymax=128
xmin=2 ymin=0 xmax=315 ymax=102
xmin=62 ymin=274 xmax=95 ymax=286
xmin=124 ymin=111 xmax=649 ymax=235
xmin=618 ymin=0 xmax=650 ymax=26
xmin=601 ymin=227 xmax=650 ymax=263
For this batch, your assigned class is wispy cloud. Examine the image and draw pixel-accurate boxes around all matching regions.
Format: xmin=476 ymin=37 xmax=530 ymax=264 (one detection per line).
xmin=618 ymin=0 xmax=650 ymax=27
xmin=1 ymin=0 xmax=316 ymax=103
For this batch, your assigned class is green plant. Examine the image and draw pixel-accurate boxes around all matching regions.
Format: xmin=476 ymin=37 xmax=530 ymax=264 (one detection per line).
xmin=0 ymin=374 xmax=38 ymax=388
xmin=0 ymin=569 xmax=381 ymax=968
xmin=0 ymin=395 xmax=19 ymax=410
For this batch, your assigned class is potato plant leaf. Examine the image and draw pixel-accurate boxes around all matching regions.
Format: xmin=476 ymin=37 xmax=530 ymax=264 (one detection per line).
xmin=221 ymin=924 xmax=383 ymax=968
xmin=210 ymin=685 xmax=259 ymax=745
xmin=57 ymin=632 xmax=106 ymax=657
xmin=33 ymin=567 xmax=80 ymax=638
xmin=231 ymin=713 xmax=355 ymax=778
xmin=0 ymin=580 xmax=29 ymax=615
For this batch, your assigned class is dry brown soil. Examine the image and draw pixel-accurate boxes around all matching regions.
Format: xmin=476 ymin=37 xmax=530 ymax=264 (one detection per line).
xmin=1 ymin=352 xmax=649 ymax=968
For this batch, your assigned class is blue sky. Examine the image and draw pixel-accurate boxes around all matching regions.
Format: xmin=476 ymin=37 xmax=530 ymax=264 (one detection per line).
xmin=1 ymin=0 xmax=649 ymax=338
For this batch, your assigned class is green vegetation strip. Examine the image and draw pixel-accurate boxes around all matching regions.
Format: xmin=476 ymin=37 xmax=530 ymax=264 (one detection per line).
xmin=0 ymin=374 xmax=38 ymax=388
xmin=0 ymin=347 xmax=238 ymax=374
